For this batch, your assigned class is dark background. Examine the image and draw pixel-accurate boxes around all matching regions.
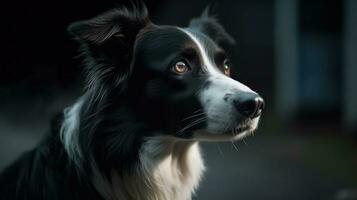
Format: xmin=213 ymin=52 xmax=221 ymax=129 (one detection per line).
xmin=1 ymin=0 xmax=356 ymax=199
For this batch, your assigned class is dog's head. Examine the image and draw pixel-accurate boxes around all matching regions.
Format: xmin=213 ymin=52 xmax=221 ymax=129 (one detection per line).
xmin=68 ymin=3 xmax=264 ymax=142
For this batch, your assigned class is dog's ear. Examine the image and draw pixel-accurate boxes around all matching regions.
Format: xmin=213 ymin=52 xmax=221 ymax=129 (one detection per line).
xmin=68 ymin=2 xmax=150 ymax=88
xmin=68 ymin=3 xmax=149 ymax=45
xmin=189 ymin=7 xmax=236 ymax=49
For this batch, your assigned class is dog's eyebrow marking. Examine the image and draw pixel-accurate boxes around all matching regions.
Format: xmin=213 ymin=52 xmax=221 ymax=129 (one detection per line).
xmin=178 ymin=28 xmax=222 ymax=75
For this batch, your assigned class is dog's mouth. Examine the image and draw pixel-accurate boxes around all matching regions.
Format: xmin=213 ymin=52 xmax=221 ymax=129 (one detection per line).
xmin=191 ymin=118 xmax=259 ymax=141
xmin=222 ymin=121 xmax=255 ymax=137
xmin=232 ymin=124 xmax=251 ymax=134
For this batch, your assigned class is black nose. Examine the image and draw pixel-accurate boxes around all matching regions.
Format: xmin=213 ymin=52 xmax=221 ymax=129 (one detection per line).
xmin=234 ymin=94 xmax=265 ymax=118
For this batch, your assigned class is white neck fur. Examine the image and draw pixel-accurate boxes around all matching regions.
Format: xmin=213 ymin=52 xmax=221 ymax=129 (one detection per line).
xmin=94 ymin=137 xmax=205 ymax=200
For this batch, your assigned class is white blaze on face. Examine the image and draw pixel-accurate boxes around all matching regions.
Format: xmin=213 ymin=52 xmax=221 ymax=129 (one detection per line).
xmin=179 ymin=28 xmax=259 ymax=136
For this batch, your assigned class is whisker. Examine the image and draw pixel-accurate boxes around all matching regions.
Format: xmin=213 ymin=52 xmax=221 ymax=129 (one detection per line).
xmin=181 ymin=112 xmax=205 ymax=122
xmin=177 ymin=117 xmax=207 ymax=135
xmin=194 ymin=109 xmax=204 ymax=114
xmin=216 ymin=144 xmax=224 ymax=157
xmin=180 ymin=118 xmax=206 ymax=131
xmin=242 ymin=138 xmax=249 ymax=146
xmin=231 ymin=141 xmax=239 ymax=152
xmin=185 ymin=116 xmax=207 ymax=126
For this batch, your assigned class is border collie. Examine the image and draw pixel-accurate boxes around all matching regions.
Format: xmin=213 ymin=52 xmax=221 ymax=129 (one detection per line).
xmin=0 ymin=2 xmax=264 ymax=200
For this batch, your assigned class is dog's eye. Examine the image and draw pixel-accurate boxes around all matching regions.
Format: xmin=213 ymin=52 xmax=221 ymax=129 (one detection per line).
xmin=223 ymin=59 xmax=231 ymax=76
xmin=172 ymin=61 xmax=189 ymax=74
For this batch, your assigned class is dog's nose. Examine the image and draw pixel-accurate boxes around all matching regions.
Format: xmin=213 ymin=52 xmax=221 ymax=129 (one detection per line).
xmin=234 ymin=94 xmax=265 ymax=118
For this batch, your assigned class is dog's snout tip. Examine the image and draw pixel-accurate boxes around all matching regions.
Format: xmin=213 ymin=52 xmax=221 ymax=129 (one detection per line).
xmin=253 ymin=97 xmax=265 ymax=118
xmin=234 ymin=95 xmax=265 ymax=119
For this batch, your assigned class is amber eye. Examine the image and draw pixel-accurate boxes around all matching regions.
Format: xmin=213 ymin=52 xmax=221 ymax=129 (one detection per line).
xmin=172 ymin=61 xmax=189 ymax=74
xmin=223 ymin=59 xmax=231 ymax=76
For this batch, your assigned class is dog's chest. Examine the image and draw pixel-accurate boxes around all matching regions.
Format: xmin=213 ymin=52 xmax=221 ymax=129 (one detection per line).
xmin=135 ymin=139 xmax=205 ymax=200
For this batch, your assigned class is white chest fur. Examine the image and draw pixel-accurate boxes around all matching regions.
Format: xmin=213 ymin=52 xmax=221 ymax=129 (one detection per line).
xmin=93 ymin=137 xmax=205 ymax=200
xmin=104 ymin=138 xmax=205 ymax=200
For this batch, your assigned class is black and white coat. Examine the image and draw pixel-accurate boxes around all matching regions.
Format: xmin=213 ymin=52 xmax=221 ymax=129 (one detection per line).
xmin=0 ymin=2 xmax=263 ymax=200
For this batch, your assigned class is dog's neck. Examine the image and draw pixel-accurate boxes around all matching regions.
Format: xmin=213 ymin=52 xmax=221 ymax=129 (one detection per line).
xmin=94 ymin=137 xmax=205 ymax=200
xmin=60 ymin=96 xmax=205 ymax=200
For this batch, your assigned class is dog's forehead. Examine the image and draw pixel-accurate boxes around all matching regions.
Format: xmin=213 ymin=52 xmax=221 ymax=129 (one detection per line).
xmin=180 ymin=28 xmax=220 ymax=52
xmin=140 ymin=25 xmax=219 ymax=47
xmin=179 ymin=27 xmax=223 ymax=74
xmin=137 ymin=26 xmax=193 ymax=51
xmin=136 ymin=26 xmax=222 ymax=72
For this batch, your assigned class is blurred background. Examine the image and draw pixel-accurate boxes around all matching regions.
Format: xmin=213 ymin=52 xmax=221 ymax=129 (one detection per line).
xmin=0 ymin=0 xmax=356 ymax=199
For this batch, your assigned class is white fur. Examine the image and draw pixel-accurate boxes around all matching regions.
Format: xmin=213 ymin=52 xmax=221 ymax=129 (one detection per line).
xmin=92 ymin=137 xmax=205 ymax=200
xmin=60 ymin=98 xmax=84 ymax=165
xmin=134 ymin=137 xmax=204 ymax=200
